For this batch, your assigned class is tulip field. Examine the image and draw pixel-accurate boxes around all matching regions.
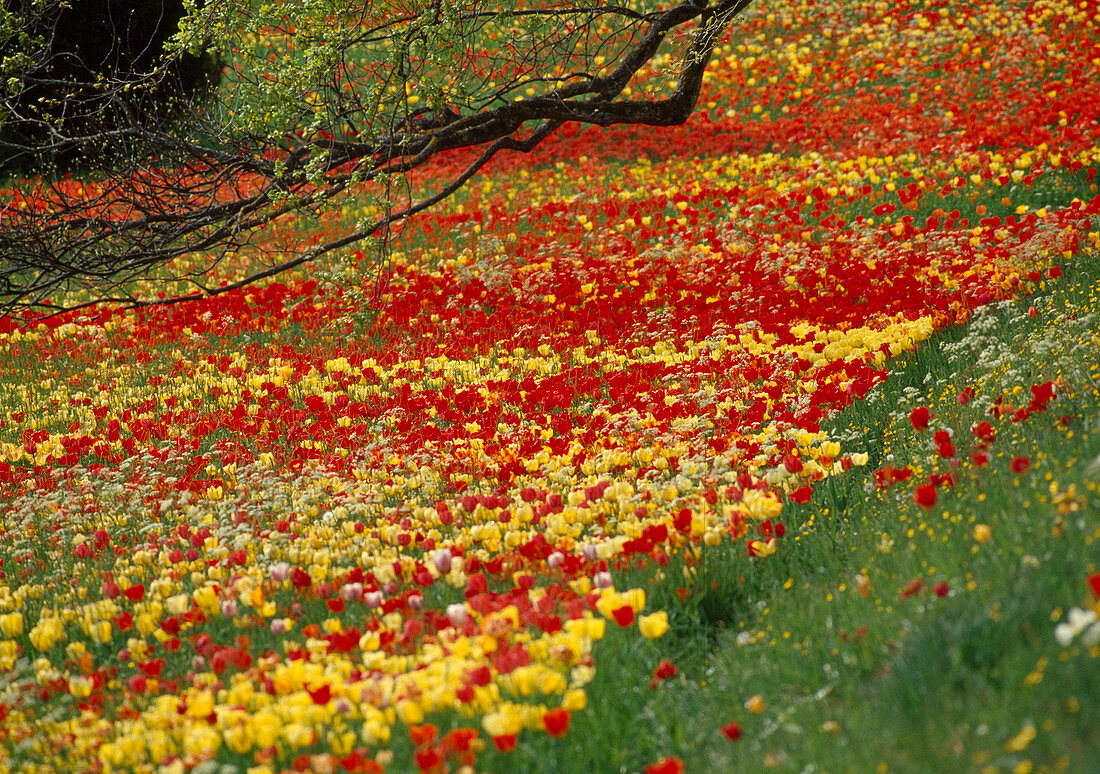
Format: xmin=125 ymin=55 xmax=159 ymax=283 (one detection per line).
xmin=2 ymin=1 xmax=1100 ymax=772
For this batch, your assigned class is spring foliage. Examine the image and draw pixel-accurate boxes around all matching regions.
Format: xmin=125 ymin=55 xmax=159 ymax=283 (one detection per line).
xmin=0 ymin=0 xmax=754 ymax=316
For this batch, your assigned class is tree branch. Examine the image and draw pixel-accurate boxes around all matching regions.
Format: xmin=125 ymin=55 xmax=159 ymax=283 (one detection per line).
xmin=0 ymin=0 xmax=757 ymax=320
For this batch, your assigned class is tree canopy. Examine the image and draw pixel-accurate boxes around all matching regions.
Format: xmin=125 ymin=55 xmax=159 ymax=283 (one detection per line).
xmin=0 ymin=0 xmax=755 ymax=318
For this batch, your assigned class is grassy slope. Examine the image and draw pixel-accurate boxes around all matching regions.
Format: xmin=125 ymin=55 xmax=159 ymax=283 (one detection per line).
xmin=696 ymin=254 xmax=1100 ymax=773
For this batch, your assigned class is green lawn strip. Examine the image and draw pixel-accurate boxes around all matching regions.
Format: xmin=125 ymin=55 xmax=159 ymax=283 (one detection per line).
xmin=678 ymin=254 xmax=1100 ymax=773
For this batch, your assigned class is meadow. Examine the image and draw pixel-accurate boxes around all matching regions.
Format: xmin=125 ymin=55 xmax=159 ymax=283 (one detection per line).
xmin=1 ymin=0 xmax=1099 ymax=772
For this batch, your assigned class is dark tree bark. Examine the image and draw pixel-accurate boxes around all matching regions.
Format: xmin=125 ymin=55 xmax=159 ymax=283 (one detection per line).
xmin=0 ymin=0 xmax=221 ymax=171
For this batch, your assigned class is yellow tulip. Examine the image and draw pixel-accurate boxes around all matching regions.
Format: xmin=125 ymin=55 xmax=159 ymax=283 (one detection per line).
xmin=638 ymin=611 xmax=670 ymax=640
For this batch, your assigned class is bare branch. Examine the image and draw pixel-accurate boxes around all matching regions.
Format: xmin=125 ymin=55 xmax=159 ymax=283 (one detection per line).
xmin=0 ymin=0 xmax=757 ymax=320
